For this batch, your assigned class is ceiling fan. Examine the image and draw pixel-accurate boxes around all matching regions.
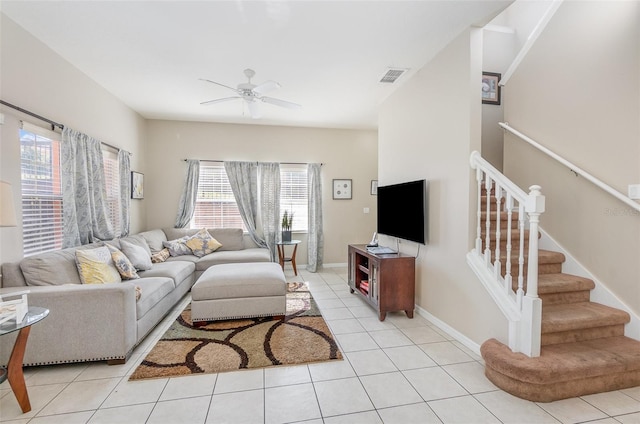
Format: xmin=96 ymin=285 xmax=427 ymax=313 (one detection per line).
xmin=200 ymin=68 xmax=301 ymax=119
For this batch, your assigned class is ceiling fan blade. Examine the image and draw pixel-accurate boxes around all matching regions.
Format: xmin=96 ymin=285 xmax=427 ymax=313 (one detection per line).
xmin=200 ymin=96 xmax=241 ymax=105
xmin=252 ymin=80 xmax=280 ymax=95
xmin=261 ymin=96 xmax=302 ymax=110
xmin=199 ymin=78 xmax=238 ymax=93
xmin=246 ymin=100 xmax=261 ymax=119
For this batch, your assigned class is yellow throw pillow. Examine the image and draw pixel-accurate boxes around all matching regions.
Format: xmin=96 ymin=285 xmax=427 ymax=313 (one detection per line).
xmin=75 ymin=246 xmax=122 ymax=284
xmin=185 ymin=229 xmax=222 ymax=258
xmin=106 ymin=245 xmax=140 ymax=280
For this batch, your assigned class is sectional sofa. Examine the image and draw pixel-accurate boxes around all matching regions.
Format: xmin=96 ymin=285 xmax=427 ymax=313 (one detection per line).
xmin=0 ymin=228 xmax=270 ymax=366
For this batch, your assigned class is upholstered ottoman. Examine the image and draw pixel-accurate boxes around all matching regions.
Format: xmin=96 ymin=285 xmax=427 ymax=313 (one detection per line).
xmin=191 ymin=262 xmax=287 ymax=322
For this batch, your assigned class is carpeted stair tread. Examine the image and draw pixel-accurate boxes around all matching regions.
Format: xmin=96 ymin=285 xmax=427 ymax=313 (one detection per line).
xmin=537 ymin=273 xmax=595 ymax=294
xmin=481 ymin=336 xmax=640 ymax=385
xmin=541 ymin=302 xmax=630 ymax=333
xmin=480 ymin=211 xmax=520 ymax=228
xmin=500 ymin=249 xmax=565 ymax=264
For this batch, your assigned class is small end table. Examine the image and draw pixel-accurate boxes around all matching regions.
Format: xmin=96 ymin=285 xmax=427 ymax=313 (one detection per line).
xmin=276 ymin=240 xmax=301 ymax=276
xmin=0 ymin=306 xmax=49 ymax=413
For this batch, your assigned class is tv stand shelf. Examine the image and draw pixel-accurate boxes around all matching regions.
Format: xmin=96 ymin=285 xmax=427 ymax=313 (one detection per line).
xmin=348 ymin=244 xmax=416 ymax=321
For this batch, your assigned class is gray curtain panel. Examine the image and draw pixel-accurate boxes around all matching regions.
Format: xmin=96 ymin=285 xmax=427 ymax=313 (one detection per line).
xmin=307 ymin=163 xmax=324 ymax=272
xmin=61 ymin=127 xmax=115 ymax=247
xmin=259 ymin=162 xmax=280 ymax=261
xmin=118 ymin=150 xmax=131 ymax=237
xmin=174 ymin=159 xmax=200 ymax=228
xmin=224 ymin=161 xmax=267 ymax=249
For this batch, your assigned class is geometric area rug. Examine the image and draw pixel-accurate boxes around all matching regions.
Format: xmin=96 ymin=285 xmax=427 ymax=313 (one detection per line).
xmin=130 ymin=282 xmax=343 ymax=380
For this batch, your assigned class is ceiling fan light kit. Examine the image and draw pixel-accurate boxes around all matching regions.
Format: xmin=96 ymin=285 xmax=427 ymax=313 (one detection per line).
xmin=200 ymin=68 xmax=301 ymax=119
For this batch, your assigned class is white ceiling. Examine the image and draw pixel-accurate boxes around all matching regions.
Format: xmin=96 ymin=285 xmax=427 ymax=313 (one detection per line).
xmin=2 ymin=1 xmax=511 ymax=130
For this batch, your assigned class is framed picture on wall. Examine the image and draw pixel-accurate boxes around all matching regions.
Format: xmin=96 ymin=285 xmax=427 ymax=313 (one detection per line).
xmin=482 ymin=72 xmax=501 ymax=105
xmin=371 ymin=180 xmax=378 ymax=195
xmin=131 ymin=171 xmax=144 ymax=199
xmin=333 ymin=179 xmax=352 ymax=200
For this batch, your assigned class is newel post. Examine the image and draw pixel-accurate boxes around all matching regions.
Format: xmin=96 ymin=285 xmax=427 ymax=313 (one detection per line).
xmin=519 ymin=185 xmax=545 ymax=357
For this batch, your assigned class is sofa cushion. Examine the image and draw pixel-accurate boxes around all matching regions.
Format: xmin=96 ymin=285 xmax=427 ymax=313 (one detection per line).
xmin=195 ymin=248 xmax=271 ymax=271
xmin=107 ymin=245 xmax=140 ymax=280
xmin=120 ymin=234 xmax=152 ymax=257
xmin=137 ymin=261 xmax=195 ymax=287
xmin=208 ymin=228 xmax=244 ymax=251
xmin=139 ymin=229 xmax=168 ymax=253
xmin=133 ymin=277 xmax=175 ymax=319
xmin=120 ymin=239 xmax=153 ymax=270
xmin=19 ymin=244 xmax=105 ymax=286
xmin=185 ymin=229 xmax=222 ymax=258
xmin=162 ymin=228 xmax=198 ymax=241
xmin=75 ymin=247 xmax=122 ymax=284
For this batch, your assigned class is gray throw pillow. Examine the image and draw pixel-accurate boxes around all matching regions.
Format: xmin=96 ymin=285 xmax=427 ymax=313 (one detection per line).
xmin=120 ymin=239 xmax=153 ymax=271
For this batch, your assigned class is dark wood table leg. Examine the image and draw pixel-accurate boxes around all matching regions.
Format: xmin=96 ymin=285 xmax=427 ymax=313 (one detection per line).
xmin=277 ymin=245 xmax=285 ymax=271
xmin=290 ymin=244 xmax=298 ymax=276
xmin=7 ymin=326 xmax=32 ymax=413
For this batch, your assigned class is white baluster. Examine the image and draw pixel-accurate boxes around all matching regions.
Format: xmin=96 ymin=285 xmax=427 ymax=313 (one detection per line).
xmin=484 ymin=178 xmax=493 ymax=266
xmin=504 ymin=194 xmax=514 ymax=293
xmin=516 ymin=203 xmax=525 ymax=308
xmin=476 ymin=168 xmax=483 ymax=254
xmin=494 ymin=184 xmax=502 ymax=280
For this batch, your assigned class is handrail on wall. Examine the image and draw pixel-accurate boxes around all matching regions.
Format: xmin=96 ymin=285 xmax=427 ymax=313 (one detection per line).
xmin=500 ymin=122 xmax=640 ymax=213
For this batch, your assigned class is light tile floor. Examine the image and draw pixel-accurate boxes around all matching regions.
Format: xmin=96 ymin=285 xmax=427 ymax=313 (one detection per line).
xmin=2 ymin=267 xmax=640 ymax=423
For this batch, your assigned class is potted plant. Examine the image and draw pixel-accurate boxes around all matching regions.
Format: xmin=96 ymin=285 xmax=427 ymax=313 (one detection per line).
xmin=281 ymin=210 xmax=293 ymax=242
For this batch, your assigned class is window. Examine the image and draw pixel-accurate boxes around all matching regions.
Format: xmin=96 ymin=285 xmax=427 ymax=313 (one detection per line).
xmin=193 ymin=163 xmax=309 ymax=232
xmin=280 ymin=166 xmax=308 ymax=232
xmin=102 ymin=148 xmax=121 ymax=236
xmin=20 ymin=123 xmax=63 ymax=256
xmin=193 ymin=164 xmax=246 ymax=230
xmin=20 ymin=124 xmax=123 ymax=255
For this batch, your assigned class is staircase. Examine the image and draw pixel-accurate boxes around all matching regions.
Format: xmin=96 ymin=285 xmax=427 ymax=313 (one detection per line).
xmin=478 ymin=187 xmax=640 ymax=402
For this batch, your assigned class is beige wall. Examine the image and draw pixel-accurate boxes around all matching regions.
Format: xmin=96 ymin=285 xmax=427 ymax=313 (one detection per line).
xmin=0 ymin=14 xmax=147 ymax=265
xmin=145 ymin=120 xmax=378 ymax=265
xmin=379 ymin=28 xmax=507 ymax=348
xmin=503 ymin=1 xmax=640 ymax=315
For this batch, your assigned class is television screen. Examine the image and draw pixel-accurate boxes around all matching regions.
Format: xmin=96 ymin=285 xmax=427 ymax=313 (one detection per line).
xmin=377 ymin=179 xmax=427 ymax=244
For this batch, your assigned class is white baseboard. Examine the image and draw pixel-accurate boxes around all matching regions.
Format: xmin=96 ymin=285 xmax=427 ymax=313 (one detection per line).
xmin=539 ymin=228 xmax=640 ymax=339
xmin=320 ymin=263 xmax=348 ymax=268
xmin=415 ymin=304 xmax=482 ymax=357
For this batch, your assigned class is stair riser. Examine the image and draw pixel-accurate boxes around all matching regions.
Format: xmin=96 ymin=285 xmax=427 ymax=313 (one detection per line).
xmin=538 ymin=291 xmax=591 ymax=305
xmin=542 ymin=325 xmax=625 ymax=346
xmin=500 ymin=262 xmax=563 ymax=276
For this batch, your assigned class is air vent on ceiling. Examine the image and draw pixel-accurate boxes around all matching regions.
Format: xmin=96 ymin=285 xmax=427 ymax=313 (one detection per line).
xmin=379 ymin=68 xmax=408 ymax=83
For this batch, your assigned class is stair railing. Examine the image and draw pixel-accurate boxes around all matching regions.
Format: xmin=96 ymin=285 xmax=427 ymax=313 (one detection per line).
xmin=467 ymin=151 xmax=545 ymax=357
xmin=500 ymin=122 xmax=640 ymax=213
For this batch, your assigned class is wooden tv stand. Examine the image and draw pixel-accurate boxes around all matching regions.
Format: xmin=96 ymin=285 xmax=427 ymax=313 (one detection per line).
xmin=348 ymin=244 xmax=416 ymax=321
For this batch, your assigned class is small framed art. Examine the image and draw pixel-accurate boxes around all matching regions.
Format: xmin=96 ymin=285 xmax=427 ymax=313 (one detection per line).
xmin=482 ymin=72 xmax=501 ymax=105
xmin=131 ymin=171 xmax=144 ymax=199
xmin=333 ymin=179 xmax=352 ymax=200
xmin=371 ymin=180 xmax=378 ymax=195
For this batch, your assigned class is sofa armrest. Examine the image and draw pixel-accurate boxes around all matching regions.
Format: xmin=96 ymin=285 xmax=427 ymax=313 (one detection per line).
xmin=0 ymin=284 xmax=138 ymax=366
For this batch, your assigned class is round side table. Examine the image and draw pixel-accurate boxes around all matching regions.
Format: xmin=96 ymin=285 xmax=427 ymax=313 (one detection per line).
xmin=276 ymin=240 xmax=301 ymax=276
xmin=0 ymin=306 xmax=49 ymax=413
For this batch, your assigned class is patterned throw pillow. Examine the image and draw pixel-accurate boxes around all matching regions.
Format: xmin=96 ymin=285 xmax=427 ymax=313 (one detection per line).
xmin=185 ymin=229 xmax=223 ymax=258
xmin=151 ymin=248 xmax=171 ymax=263
xmin=162 ymin=236 xmax=192 ymax=257
xmin=106 ymin=245 xmax=140 ymax=280
xmin=75 ymin=246 xmax=122 ymax=284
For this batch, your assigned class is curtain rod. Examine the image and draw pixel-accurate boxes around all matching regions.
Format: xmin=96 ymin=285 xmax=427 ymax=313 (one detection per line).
xmin=1 ymin=100 xmax=64 ymax=130
xmin=2 ymin=99 xmax=124 ymax=153
xmin=184 ymin=159 xmax=323 ymax=166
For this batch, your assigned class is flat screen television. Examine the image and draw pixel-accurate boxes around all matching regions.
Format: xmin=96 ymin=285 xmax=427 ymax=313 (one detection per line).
xmin=377 ymin=179 xmax=427 ymax=244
